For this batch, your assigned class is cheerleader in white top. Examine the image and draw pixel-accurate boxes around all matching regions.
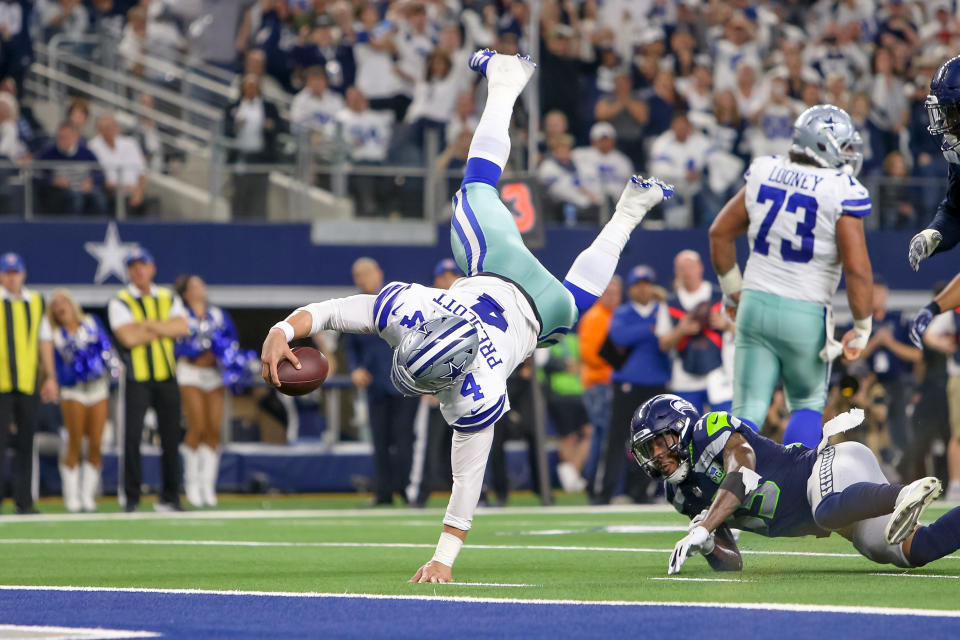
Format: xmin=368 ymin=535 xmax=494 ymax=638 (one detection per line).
xmin=175 ymin=275 xmax=253 ymax=507
xmin=49 ymin=290 xmax=114 ymax=513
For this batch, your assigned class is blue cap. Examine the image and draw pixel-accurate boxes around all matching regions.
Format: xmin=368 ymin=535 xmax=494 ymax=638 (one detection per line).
xmin=0 ymin=252 xmax=24 ymax=273
xmin=433 ymin=258 xmax=464 ymax=278
xmin=626 ymin=265 xmax=655 ymax=287
xmin=125 ymin=247 xmax=154 ymax=266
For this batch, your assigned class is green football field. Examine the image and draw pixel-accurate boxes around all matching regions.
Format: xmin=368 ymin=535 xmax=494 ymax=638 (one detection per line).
xmin=1 ymin=492 xmax=957 ymax=611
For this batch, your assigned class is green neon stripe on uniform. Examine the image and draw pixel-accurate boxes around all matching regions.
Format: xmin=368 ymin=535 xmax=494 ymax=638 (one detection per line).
xmin=705 ymin=411 xmax=731 ymax=437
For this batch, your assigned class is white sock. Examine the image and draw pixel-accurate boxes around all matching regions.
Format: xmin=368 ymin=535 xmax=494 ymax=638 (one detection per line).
xmin=563 ymin=218 xmax=634 ymax=297
xmin=466 ymin=86 xmax=518 ymax=171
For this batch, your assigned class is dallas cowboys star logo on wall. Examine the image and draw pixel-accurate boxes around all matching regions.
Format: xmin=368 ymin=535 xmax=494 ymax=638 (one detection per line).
xmin=84 ymin=222 xmax=141 ymax=284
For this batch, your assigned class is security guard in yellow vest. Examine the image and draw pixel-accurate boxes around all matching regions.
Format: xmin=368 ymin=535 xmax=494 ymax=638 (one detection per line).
xmin=0 ymin=252 xmax=58 ymax=514
xmin=107 ymin=248 xmax=188 ymax=512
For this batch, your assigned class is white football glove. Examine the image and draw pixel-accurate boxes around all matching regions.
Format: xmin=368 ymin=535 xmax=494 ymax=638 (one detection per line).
xmin=908 ymin=229 xmax=942 ymax=272
xmin=667 ymin=525 xmax=711 ymax=575
xmin=614 ymin=175 xmax=675 ymax=225
xmin=689 ymin=510 xmax=716 ymax=556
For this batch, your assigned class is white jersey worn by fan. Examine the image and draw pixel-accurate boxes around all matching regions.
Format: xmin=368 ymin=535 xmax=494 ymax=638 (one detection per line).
xmin=742 ymin=154 xmax=871 ymax=307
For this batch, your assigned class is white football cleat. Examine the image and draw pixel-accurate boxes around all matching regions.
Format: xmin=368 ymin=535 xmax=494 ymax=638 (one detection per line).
xmin=470 ymin=49 xmax=536 ymax=95
xmin=613 ymin=175 xmax=674 ymax=227
xmin=884 ymin=476 xmax=942 ymax=545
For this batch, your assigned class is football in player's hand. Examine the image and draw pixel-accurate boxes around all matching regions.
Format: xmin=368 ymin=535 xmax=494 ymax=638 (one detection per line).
xmin=705 ymin=524 xmax=743 ymax=572
xmin=277 ymin=347 xmax=329 ymax=396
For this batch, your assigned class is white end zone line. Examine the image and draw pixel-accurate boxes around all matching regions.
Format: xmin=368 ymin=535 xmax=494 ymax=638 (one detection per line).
xmin=0 ymin=504 xmax=677 ymax=525
xmin=0 ymin=538 xmax=956 ymax=562
xmin=650 ymin=577 xmax=757 ymax=583
xmin=0 ymin=585 xmax=958 ymax=620
xmin=872 ymin=573 xmax=959 ymax=580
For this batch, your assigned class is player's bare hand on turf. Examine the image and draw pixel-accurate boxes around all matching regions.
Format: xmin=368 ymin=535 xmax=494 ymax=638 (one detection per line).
xmin=908 ymin=229 xmax=942 ymax=271
xmin=668 ymin=525 xmax=710 ymax=575
xmin=260 ymin=328 xmax=300 ymax=387
xmin=409 ymin=560 xmax=453 ymax=583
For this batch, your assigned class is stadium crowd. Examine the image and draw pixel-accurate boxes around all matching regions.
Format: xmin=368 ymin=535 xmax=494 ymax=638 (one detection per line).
xmin=0 ymin=0 xmax=953 ymax=226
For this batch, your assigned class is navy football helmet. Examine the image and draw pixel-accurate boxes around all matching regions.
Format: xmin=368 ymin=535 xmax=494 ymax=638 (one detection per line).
xmin=629 ymin=394 xmax=700 ymax=484
xmin=927 ymin=55 xmax=960 ymax=163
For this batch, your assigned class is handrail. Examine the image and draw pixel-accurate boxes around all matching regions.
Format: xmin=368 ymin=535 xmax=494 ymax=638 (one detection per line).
xmin=29 ymin=64 xmax=217 ymax=143
xmin=49 ymin=48 xmax=224 ymax=122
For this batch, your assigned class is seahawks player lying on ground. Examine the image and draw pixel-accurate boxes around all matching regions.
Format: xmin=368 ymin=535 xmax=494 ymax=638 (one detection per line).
xmin=260 ymin=50 xmax=673 ymax=583
xmin=630 ymin=394 xmax=960 ymax=575
xmin=909 ymin=55 xmax=960 ymax=271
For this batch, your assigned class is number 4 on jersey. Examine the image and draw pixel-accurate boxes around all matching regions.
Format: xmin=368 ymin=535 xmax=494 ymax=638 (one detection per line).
xmin=399 ymin=310 xmax=424 ymax=328
xmin=460 ymin=373 xmax=484 ymax=401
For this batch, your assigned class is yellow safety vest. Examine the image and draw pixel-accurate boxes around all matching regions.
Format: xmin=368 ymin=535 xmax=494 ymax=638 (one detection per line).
xmin=0 ymin=291 xmax=45 ymax=395
xmin=116 ymin=288 xmax=176 ymax=383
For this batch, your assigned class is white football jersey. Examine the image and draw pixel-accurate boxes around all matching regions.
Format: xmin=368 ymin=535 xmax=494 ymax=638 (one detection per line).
xmin=373 ymin=276 xmax=539 ymax=431
xmin=742 ymin=154 xmax=871 ymax=306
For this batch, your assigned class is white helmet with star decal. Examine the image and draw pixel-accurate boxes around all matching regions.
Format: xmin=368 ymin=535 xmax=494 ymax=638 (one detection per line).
xmin=790 ymin=104 xmax=863 ymax=176
xmin=390 ymin=315 xmax=479 ymax=396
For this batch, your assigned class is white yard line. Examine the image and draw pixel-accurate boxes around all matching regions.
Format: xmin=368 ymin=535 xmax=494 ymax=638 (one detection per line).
xmin=0 ymin=504 xmax=676 ymax=525
xmin=650 ymin=577 xmax=757 ymax=583
xmin=871 ymin=573 xmax=959 ymax=580
xmin=0 ymin=624 xmax=159 ymax=639
xmin=1 ymin=538 xmax=956 ymax=562
xmin=0 ymin=585 xmax=958 ymax=619
xmin=439 ymin=582 xmax=536 ymax=588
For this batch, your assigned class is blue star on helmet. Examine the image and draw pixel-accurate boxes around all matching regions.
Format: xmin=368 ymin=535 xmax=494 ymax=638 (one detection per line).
xmin=821 ymin=116 xmax=837 ymax=132
xmin=416 ymin=323 xmax=431 ymax=336
xmin=442 ymin=360 xmax=465 ymax=380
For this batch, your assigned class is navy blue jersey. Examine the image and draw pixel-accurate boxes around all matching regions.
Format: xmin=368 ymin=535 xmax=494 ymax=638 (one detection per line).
xmin=665 ymin=411 xmax=827 ymax=538
xmin=931 ymin=162 xmax=960 ymax=255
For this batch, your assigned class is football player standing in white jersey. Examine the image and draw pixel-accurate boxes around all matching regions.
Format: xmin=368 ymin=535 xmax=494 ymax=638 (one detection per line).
xmin=708 ymin=105 xmax=874 ymax=448
xmin=260 ymin=49 xmax=673 ymax=583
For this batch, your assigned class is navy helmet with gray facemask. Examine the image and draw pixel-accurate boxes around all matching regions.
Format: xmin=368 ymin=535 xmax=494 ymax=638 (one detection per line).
xmin=630 ymin=394 xmax=701 ymax=484
xmin=790 ymin=104 xmax=864 ymax=176
xmin=926 ymin=55 xmax=960 ymax=164
xmin=390 ymin=315 xmax=479 ymax=396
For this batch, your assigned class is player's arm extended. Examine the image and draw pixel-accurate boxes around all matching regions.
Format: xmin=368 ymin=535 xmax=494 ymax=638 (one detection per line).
xmin=708 ymin=186 xmax=749 ymax=307
xmin=261 ymin=295 xmax=377 ymax=386
xmin=836 ymin=214 xmax=874 ymax=355
xmin=698 ymin=432 xmax=758 ymax=533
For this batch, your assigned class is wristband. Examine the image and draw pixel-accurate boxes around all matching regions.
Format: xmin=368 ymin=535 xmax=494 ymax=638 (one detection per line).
xmin=718 ymin=265 xmax=743 ymax=298
xmin=432 ymin=532 xmax=463 ymax=568
xmin=926 ymin=301 xmax=942 ymax=316
xmin=271 ymin=321 xmax=295 ymax=343
xmin=853 ymin=315 xmax=872 ymax=337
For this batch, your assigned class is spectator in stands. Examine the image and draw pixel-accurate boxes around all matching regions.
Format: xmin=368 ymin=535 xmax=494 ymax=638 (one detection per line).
xmin=38 ymin=0 xmax=89 ymax=42
xmin=594 ymin=265 xmax=671 ymax=505
xmin=0 ymin=252 xmax=57 ymax=515
xmin=87 ymin=0 xmax=126 ymax=43
xmin=392 ymin=49 xmax=461 ymax=165
xmin=539 ymin=24 xmax=591 ymax=136
xmin=713 ymin=11 xmax=760 ymax=91
xmin=445 ymin=92 xmax=477 ymax=148
xmin=65 ymin=97 xmax=90 ymax=139
xmin=594 ymin=74 xmax=647 ymax=167
xmin=538 ymin=133 xmax=596 ymax=225
xmin=749 ymin=74 xmax=799 ymax=159
xmin=876 ymin=151 xmax=919 ymax=230
xmin=117 ymin=4 xmax=183 ymax=80
xmin=535 ymin=108 xmax=569 ymax=159
xmin=240 ymin=48 xmax=286 ymax=100
xmin=224 ymin=74 xmax=281 ymax=218
xmin=135 ymin=93 xmax=163 ymax=173
xmin=780 ymin=42 xmax=819 ymax=102
xmin=656 ymin=250 xmax=733 ymax=414
xmin=0 ymin=0 xmax=34 ymax=96
xmin=335 ymin=87 xmax=393 ymax=217
xmin=578 ymin=276 xmax=621 ymax=498
xmin=343 ymin=257 xmax=418 ymax=505
xmin=643 ymin=69 xmax=685 ymax=139
xmin=353 ymin=3 xmax=409 ymax=122
xmin=88 ymin=113 xmax=150 ymax=217
xmin=289 ymin=14 xmax=356 ymax=95
xmin=173 ymin=0 xmax=255 ymax=73
xmin=677 ymin=57 xmax=713 ymax=123
xmin=733 ymin=60 xmax=766 ymax=123
xmin=289 ymin=65 xmax=344 ymax=135
xmin=37 ymin=122 xmax=106 ymax=216
xmin=0 ymin=91 xmax=25 ymax=162
xmin=0 ymin=79 xmax=40 ymax=154
xmin=48 ymin=288 xmax=111 ymax=513
xmin=868 ymin=47 xmax=909 ymax=163
xmin=649 ymin=112 xmax=710 ymax=228
xmin=571 ymin=122 xmax=633 ymax=214
xmin=809 ymin=21 xmax=869 ymax=86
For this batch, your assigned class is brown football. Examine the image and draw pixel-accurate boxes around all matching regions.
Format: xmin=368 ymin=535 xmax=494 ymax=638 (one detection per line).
xmin=277 ymin=347 xmax=329 ymax=396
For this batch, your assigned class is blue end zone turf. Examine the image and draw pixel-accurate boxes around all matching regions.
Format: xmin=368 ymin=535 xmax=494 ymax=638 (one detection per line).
xmin=0 ymin=589 xmax=957 ymax=639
